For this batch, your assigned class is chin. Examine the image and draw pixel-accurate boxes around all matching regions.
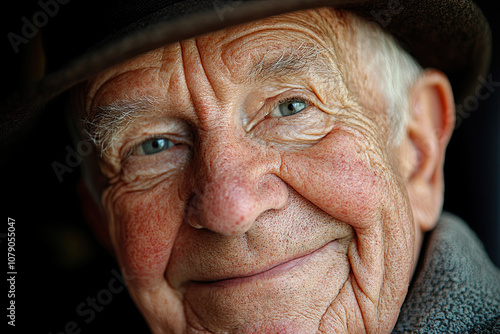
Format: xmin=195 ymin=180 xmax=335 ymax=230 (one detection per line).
xmin=179 ymin=240 xmax=350 ymax=333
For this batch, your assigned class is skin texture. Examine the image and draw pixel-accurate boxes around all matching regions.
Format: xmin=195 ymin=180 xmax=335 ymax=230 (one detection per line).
xmin=78 ymin=8 xmax=455 ymax=334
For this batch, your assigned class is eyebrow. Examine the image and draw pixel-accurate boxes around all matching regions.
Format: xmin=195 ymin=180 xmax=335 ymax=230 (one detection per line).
xmin=83 ymin=97 xmax=158 ymax=156
xmin=246 ymin=43 xmax=339 ymax=83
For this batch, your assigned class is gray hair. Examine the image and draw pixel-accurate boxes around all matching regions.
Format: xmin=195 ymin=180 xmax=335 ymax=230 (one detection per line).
xmin=82 ymin=97 xmax=157 ymax=157
xmin=352 ymin=14 xmax=423 ymax=144
xmin=80 ymin=12 xmax=423 ymax=156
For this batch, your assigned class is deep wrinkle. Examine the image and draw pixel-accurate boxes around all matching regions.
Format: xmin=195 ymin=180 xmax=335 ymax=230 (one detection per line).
xmin=78 ymin=8 xmax=457 ymax=333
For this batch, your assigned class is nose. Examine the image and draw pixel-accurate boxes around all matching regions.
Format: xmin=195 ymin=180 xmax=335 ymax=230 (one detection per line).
xmin=186 ymin=135 xmax=288 ymax=236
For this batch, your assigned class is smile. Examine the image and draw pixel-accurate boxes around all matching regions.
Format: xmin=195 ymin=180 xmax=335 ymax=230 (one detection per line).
xmin=191 ymin=240 xmax=340 ymax=288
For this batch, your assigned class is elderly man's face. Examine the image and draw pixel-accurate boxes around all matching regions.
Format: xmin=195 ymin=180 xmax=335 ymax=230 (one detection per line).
xmin=80 ymin=8 xmax=453 ymax=333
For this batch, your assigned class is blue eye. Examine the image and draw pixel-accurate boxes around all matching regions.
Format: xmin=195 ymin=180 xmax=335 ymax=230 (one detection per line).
xmin=270 ymin=99 xmax=308 ymax=117
xmin=136 ymin=137 xmax=174 ymax=155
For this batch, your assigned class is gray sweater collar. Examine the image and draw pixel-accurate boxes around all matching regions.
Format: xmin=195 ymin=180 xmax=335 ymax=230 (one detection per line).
xmin=393 ymin=212 xmax=500 ymax=333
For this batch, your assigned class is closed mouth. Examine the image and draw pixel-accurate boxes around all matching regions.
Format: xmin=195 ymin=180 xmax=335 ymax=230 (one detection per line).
xmin=190 ymin=240 xmax=339 ymax=288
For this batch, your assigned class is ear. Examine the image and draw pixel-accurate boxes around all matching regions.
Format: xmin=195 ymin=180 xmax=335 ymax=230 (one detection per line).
xmin=406 ymin=70 xmax=455 ymax=232
xmin=77 ymin=179 xmax=114 ymax=254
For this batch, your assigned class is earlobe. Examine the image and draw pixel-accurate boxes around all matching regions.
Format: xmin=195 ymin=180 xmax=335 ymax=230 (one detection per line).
xmin=406 ymin=70 xmax=455 ymax=232
xmin=77 ymin=179 xmax=114 ymax=254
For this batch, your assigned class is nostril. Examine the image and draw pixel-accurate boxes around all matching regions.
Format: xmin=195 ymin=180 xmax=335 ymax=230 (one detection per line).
xmin=185 ymin=194 xmax=204 ymax=230
xmin=185 ymin=178 xmax=260 ymax=235
xmin=189 ymin=221 xmax=205 ymax=230
xmin=184 ymin=155 xmax=287 ymax=235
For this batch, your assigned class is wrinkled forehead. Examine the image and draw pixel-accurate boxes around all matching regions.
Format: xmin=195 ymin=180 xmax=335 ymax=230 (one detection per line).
xmin=81 ymin=8 xmax=350 ymax=114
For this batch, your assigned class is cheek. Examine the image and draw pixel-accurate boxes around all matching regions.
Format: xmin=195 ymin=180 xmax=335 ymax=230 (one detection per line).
xmin=108 ymin=182 xmax=184 ymax=287
xmin=281 ymin=130 xmax=386 ymax=226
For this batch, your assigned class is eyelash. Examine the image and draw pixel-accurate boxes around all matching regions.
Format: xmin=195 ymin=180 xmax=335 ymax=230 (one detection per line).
xmin=122 ymin=94 xmax=314 ymax=159
xmin=274 ymin=96 xmax=310 ymax=110
xmin=123 ymin=134 xmax=172 ymax=160
xmin=266 ymin=95 xmax=312 ymax=120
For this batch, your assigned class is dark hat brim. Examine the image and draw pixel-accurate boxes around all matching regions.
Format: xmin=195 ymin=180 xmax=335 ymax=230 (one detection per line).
xmin=0 ymin=0 xmax=491 ymax=149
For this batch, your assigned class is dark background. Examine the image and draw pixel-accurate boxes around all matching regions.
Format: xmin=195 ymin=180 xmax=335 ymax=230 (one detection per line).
xmin=1 ymin=1 xmax=499 ymax=333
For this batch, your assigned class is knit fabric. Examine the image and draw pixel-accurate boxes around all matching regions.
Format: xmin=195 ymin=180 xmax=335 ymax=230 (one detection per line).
xmin=393 ymin=212 xmax=500 ymax=333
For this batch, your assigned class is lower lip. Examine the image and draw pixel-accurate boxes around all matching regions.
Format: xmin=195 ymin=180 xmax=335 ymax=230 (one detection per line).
xmin=192 ymin=240 xmax=339 ymax=288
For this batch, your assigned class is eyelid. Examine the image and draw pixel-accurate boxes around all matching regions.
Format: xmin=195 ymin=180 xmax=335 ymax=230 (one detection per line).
xmin=269 ymin=96 xmax=309 ymax=118
xmin=131 ymin=135 xmax=174 ymax=156
xmin=122 ymin=133 xmax=187 ymax=161
xmin=246 ymin=91 xmax=316 ymax=131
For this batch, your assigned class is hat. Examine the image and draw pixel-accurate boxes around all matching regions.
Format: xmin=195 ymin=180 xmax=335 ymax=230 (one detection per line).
xmin=1 ymin=0 xmax=491 ymax=149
